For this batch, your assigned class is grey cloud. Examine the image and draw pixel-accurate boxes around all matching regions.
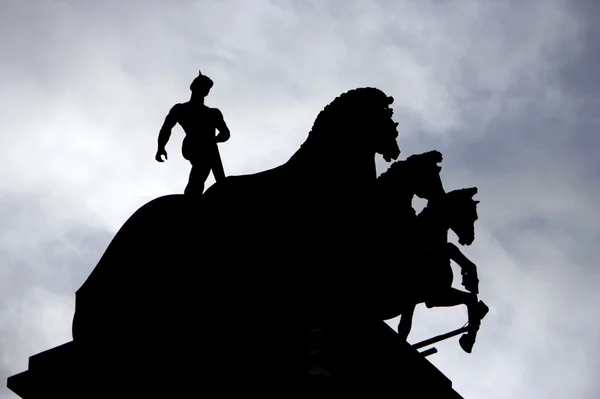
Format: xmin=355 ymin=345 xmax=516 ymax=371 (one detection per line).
xmin=1 ymin=1 xmax=600 ymax=398
xmin=0 ymin=192 xmax=113 ymax=399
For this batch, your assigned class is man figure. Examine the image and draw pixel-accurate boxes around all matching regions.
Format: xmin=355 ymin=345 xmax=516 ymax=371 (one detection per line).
xmin=155 ymin=69 xmax=231 ymax=196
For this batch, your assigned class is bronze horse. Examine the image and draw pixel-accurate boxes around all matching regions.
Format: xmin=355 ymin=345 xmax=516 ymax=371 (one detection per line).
xmin=393 ymin=187 xmax=488 ymax=353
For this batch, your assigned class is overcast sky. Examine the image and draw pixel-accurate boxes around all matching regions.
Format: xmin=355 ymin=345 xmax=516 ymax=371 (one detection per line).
xmin=1 ymin=0 xmax=599 ymax=398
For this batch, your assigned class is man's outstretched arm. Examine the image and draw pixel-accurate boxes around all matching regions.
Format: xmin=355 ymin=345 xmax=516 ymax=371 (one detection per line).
xmin=214 ymin=109 xmax=231 ymax=143
xmin=156 ymin=104 xmax=180 ymax=162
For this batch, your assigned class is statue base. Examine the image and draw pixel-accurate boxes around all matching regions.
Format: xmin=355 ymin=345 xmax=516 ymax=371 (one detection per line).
xmin=8 ymin=322 xmax=464 ymax=398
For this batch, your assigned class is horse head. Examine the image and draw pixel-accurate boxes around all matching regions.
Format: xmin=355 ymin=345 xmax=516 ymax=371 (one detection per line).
xmin=369 ymin=94 xmax=401 ymax=163
xmin=446 ymin=187 xmax=479 ymax=246
xmin=376 ymin=150 xmax=445 ymax=222
xmin=405 ymin=150 xmax=445 ymax=200
xmin=302 ymin=87 xmax=401 ymax=169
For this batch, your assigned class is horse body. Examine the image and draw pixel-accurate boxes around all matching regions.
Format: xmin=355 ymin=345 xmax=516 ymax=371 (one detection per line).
xmin=365 ymin=151 xmax=445 ymax=319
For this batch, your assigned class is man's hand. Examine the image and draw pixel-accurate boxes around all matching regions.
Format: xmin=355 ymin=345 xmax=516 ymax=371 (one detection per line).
xmin=213 ymin=108 xmax=230 ymax=143
xmin=155 ymin=147 xmax=168 ymax=162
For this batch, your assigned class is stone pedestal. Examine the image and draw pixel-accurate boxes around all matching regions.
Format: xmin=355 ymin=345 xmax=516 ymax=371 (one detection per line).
xmin=8 ymin=322 xmax=464 ymax=398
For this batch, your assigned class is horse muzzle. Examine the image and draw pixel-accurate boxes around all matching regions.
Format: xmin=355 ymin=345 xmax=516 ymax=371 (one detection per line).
xmin=459 ymin=237 xmax=474 ymax=246
xmin=382 ymin=145 xmax=400 ymax=163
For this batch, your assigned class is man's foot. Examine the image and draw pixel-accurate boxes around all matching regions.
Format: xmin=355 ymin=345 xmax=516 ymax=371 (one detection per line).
xmin=459 ymin=333 xmax=476 ymax=353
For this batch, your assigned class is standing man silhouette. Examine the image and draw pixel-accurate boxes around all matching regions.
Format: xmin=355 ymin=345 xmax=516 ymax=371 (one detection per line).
xmin=155 ymin=70 xmax=231 ymax=196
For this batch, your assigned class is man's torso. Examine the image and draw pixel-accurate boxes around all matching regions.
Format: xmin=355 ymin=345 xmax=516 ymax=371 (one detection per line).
xmin=175 ymin=102 xmax=218 ymax=139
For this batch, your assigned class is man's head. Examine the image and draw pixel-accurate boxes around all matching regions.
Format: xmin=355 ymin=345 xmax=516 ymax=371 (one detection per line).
xmin=190 ymin=69 xmax=214 ymax=97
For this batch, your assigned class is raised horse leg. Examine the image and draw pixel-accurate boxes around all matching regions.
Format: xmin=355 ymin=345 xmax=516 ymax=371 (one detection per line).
xmin=424 ymin=288 xmax=489 ymax=353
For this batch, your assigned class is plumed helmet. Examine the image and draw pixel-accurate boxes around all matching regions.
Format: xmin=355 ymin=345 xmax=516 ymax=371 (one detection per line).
xmin=190 ymin=69 xmax=214 ymax=93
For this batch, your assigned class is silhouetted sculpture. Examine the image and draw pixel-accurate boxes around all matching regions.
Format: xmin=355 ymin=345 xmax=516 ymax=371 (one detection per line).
xmin=291 ymin=150 xmax=447 ymax=386
xmin=71 ymin=87 xmax=402 ymax=393
xmin=395 ymin=187 xmax=488 ymax=353
xmin=366 ymin=154 xmax=488 ymax=354
xmin=374 ymin=150 xmax=445 ymax=244
xmin=155 ymin=69 xmax=231 ymax=195
xmin=8 ymin=85 xmax=487 ymax=399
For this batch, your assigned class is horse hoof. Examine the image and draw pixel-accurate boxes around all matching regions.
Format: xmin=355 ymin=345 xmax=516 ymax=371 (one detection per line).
xmin=478 ymin=301 xmax=490 ymax=320
xmin=459 ymin=334 xmax=475 ymax=354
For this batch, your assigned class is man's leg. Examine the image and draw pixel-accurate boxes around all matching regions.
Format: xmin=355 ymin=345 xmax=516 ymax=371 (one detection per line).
xmin=185 ymin=159 xmax=211 ymax=196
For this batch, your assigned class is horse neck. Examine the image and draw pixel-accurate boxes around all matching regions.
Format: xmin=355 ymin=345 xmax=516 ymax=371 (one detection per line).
xmin=378 ymin=162 xmax=418 ymax=212
xmin=285 ymin=134 xmax=376 ymax=190
xmin=417 ymin=201 xmax=450 ymax=244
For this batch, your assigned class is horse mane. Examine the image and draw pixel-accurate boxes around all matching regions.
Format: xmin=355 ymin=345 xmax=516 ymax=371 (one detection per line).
xmin=406 ymin=150 xmax=443 ymax=167
xmin=301 ymin=87 xmax=394 ymax=149
xmin=445 ymin=187 xmax=479 ymax=206
xmin=378 ymin=150 xmax=443 ymax=185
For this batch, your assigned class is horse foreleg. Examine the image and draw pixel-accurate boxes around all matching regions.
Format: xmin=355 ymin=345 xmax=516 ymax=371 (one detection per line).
xmin=424 ymin=287 xmax=477 ymax=310
xmin=458 ymin=299 xmax=489 ymax=353
xmin=425 ymin=288 xmax=484 ymax=332
xmin=424 ymin=288 xmax=488 ymax=353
